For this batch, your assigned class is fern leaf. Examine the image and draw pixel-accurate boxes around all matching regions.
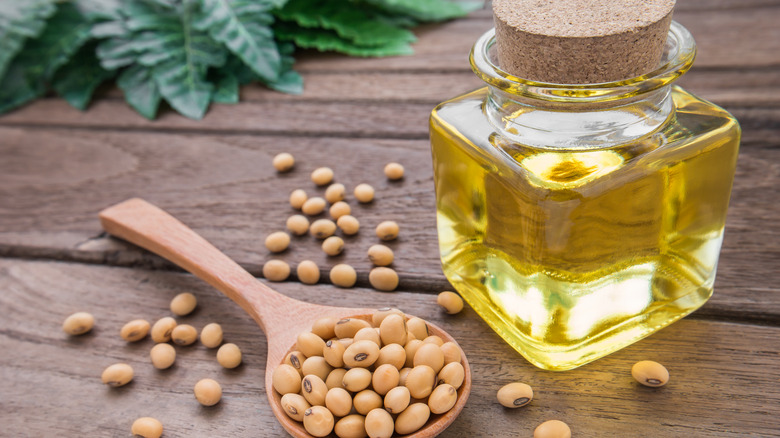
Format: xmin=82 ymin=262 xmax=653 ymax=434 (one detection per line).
xmin=0 ymin=3 xmax=92 ymax=113
xmin=275 ymin=0 xmax=416 ymax=47
xmin=117 ymin=64 xmax=161 ymax=119
xmin=195 ymin=0 xmax=281 ymax=82
xmin=52 ymin=42 xmax=116 ymax=110
xmin=0 ymin=0 xmax=58 ymax=80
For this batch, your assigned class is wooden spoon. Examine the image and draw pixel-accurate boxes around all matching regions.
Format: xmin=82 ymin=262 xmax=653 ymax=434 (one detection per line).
xmin=99 ymin=198 xmax=471 ymax=437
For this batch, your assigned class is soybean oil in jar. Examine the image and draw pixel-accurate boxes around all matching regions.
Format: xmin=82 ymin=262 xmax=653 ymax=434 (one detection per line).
xmin=429 ymin=2 xmax=740 ymax=370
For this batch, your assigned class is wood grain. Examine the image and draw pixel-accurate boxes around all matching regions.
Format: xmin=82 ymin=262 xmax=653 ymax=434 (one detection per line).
xmin=0 ymin=126 xmax=778 ymax=321
xmin=1 ymin=260 xmax=778 ymax=437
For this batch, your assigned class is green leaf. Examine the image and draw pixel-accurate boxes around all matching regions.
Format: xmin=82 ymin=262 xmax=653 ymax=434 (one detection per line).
xmin=275 ymin=0 xmax=416 ymax=47
xmin=195 ymin=0 xmax=281 ymax=82
xmin=362 ymin=0 xmax=482 ymax=22
xmin=211 ymin=70 xmax=240 ymax=103
xmin=0 ymin=3 xmax=93 ymax=113
xmin=275 ymin=21 xmax=413 ymax=57
xmin=267 ymin=69 xmax=302 ymax=94
xmin=117 ymin=64 xmax=161 ymax=119
xmin=52 ymin=43 xmax=116 ymax=110
xmin=149 ymin=1 xmax=226 ymax=119
xmin=0 ymin=0 xmax=58 ymax=79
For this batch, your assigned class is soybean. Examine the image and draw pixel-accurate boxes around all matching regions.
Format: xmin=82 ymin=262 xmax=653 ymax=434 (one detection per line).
xmin=273 ymin=364 xmax=302 ymax=395
xmin=265 ymin=231 xmax=291 ymax=253
xmin=353 ymin=327 xmax=381 ymax=347
xmin=263 ymin=260 xmax=291 ymax=282
xmin=62 ymin=312 xmax=94 ymax=336
xmin=324 ymin=183 xmax=346 ymax=204
xmin=171 ymin=323 xmax=198 ymax=346
xmin=310 ymin=219 xmax=337 ymax=239
xmin=371 ymin=308 xmax=404 ymax=327
xmin=170 ymin=292 xmax=197 ymax=316
xmin=413 ymin=343 xmax=445 ymax=373
xmin=440 ymin=341 xmax=461 ymax=365
xmin=534 ymin=420 xmax=571 ymax=438
xmin=311 ymin=316 xmax=339 ymax=340
xmin=302 ymin=197 xmax=327 ymax=216
xmin=354 ymin=183 xmax=375 ymax=203
xmin=372 ymin=364 xmax=400 ymax=395
xmin=101 ymin=363 xmax=134 ymax=387
xmin=120 ymin=319 xmax=150 ymax=342
xmin=395 ymin=403 xmax=430 ymax=435
xmin=329 ymin=201 xmax=351 ymax=220
xmin=311 ymin=167 xmax=334 ymax=186
xmin=383 ymin=385 xmax=411 ymax=414
xmin=301 ymin=356 xmax=333 ymax=381
xmin=632 ymin=360 xmax=669 ymax=387
xmin=384 ymin=162 xmax=404 ymax=180
xmin=497 ymin=382 xmax=533 ymax=408
xmin=297 ymin=331 xmax=327 ymax=358
xmin=375 ymin=221 xmax=399 ymax=241
xmin=150 ymin=343 xmax=176 ymax=370
xmin=284 ymin=350 xmax=307 ymax=374
xmin=343 ymin=340 xmax=380 ymax=368
xmin=406 ymin=317 xmax=428 ymax=340
xmin=194 ymin=378 xmax=222 ymax=406
xmin=379 ymin=314 xmax=407 ymax=346
xmin=217 ymin=343 xmax=242 ymax=369
xmin=368 ymin=267 xmax=399 ymax=292
xmin=398 ymin=367 xmax=412 ymax=387
xmin=437 ymin=291 xmax=464 ymax=314
xmin=334 ymin=414 xmax=367 ymax=438
xmin=322 ymin=236 xmax=345 ymax=256
xmin=200 ymin=322 xmax=223 ymax=348
xmin=428 ymin=384 xmax=457 ymax=414
xmin=423 ymin=335 xmax=444 ymax=346
xmin=325 ymin=387 xmax=353 ymax=417
xmin=273 ymin=152 xmax=295 ymax=172
xmin=342 ymin=367 xmax=372 ymax=392
xmin=330 ymin=264 xmax=357 ymax=288
xmin=325 ymin=368 xmax=348 ymax=390
xmin=437 ymin=362 xmax=465 ymax=389
xmin=367 ymin=244 xmax=394 ymax=267
xmin=303 ymin=406 xmax=335 ymax=437
xmin=301 ymin=375 xmax=329 ymax=407
xmin=131 ymin=417 xmax=163 ymax=438
xmin=282 ymin=393 xmax=311 ymax=422
xmin=323 ymin=339 xmax=346 ymax=368
xmin=336 ymin=215 xmax=360 ymax=235
xmin=151 ymin=317 xmax=177 ymax=343
xmin=376 ymin=343 xmax=406 ymax=370
xmin=365 ymin=408 xmax=394 ymax=438
xmin=297 ymin=260 xmax=321 ymax=285
xmin=290 ymin=189 xmax=308 ymax=210
xmin=353 ymin=389 xmax=382 ymax=415
xmin=286 ymin=215 xmax=310 ymax=236
xmin=404 ymin=340 xmax=423 ymax=368
xmin=405 ymin=365 xmax=436 ymax=399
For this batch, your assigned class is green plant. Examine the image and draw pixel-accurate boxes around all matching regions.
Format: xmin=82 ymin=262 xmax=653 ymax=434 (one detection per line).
xmin=0 ymin=0 xmax=480 ymax=120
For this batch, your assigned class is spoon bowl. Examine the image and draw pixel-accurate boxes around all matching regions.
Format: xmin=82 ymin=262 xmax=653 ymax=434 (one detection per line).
xmin=99 ymin=198 xmax=470 ymax=438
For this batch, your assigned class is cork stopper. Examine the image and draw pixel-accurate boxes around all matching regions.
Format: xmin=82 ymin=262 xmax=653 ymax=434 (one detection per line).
xmin=493 ymin=0 xmax=675 ymax=84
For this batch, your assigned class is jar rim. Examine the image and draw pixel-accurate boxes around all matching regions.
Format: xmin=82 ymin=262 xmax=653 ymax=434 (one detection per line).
xmin=470 ymin=21 xmax=696 ymax=103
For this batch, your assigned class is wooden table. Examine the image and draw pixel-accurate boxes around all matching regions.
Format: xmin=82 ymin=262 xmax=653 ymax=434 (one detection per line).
xmin=1 ymin=1 xmax=779 ymax=436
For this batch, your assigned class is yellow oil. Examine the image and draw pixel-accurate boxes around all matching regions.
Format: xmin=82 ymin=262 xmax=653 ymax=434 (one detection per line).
xmin=430 ymin=86 xmax=740 ymax=370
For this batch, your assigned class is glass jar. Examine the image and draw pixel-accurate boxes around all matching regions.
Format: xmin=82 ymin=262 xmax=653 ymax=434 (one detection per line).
xmin=429 ymin=21 xmax=740 ymax=370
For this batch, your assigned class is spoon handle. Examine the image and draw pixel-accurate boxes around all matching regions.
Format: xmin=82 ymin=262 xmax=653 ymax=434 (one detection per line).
xmin=98 ymin=198 xmax=294 ymax=334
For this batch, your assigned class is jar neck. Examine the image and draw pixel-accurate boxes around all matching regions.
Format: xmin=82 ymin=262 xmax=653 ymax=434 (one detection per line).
xmin=485 ymin=85 xmax=674 ymax=149
xmin=472 ymin=22 xmax=696 ymax=150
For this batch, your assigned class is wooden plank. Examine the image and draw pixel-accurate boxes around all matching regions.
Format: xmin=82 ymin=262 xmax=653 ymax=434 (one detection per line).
xmin=1 ymin=260 xmax=778 ymax=437
xmin=0 ymin=127 xmax=778 ymax=320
